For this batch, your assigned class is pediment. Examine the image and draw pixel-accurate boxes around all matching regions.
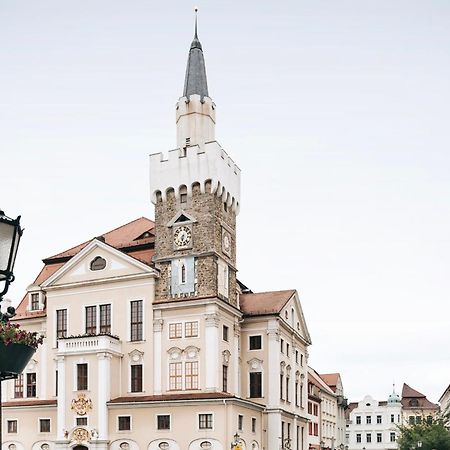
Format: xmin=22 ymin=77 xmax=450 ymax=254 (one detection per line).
xmin=166 ymin=210 xmax=197 ymax=227
xmin=41 ymin=239 xmax=157 ymax=288
xmin=281 ymin=292 xmax=312 ymax=345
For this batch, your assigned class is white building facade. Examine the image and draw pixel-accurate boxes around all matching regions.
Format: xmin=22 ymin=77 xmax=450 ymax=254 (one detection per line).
xmin=2 ymin=19 xmax=312 ymax=450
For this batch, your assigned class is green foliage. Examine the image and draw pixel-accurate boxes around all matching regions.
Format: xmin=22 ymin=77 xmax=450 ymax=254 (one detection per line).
xmin=397 ymin=411 xmax=450 ymax=450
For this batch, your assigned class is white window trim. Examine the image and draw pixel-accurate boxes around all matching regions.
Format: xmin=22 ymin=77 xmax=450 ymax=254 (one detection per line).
xmin=167 ymin=320 xmax=200 ymax=339
xmin=82 ymin=301 xmax=113 ymax=335
xmin=73 ymin=360 xmax=89 ymax=392
xmin=129 ymin=361 xmax=145 ymax=394
xmin=247 ymin=370 xmax=264 ymax=399
xmin=54 ymin=306 xmax=70 ymax=348
xmin=24 ymin=369 xmax=38 ymax=399
xmin=117 ymin=415 xmax=132 ymax=432
xmin=75 ymin=416 xmax=89 ymax=427
xmin=156 ymin=413 xmax=172 ymax=431
xmin=248 ymin=334 xmax=263 ymax=351
xmin=168 ymin=359 xmax=200 ymax=391
xmin=38 ymin=417 xmax=52 ymax=434
xmin=197 ymin=412 xmax=215 ymax=431
xmin=128 ymin=298 xmax=146 ymax=342
xmin=28 ymin=291 xmax=44 ymax=312
xmin=6 ymin=418 xmax=18 ymax=434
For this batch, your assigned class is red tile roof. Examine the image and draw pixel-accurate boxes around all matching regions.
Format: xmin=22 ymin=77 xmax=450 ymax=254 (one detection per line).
xmin=320 ymin=373 xmax=340 ymax=392
xmin=13 ymin=217 xmax=155 ymax=320
xmin=109 ymin=392 xmax=235 ymax=404
xmin=3 ymin=399 xmax=56 ymax=407
xmin=402 ymin=383 xmax=426 ymax=398
xmin=401 ymin=383 xmax=439 ymax=410
xmin=240 ymin=289 xmax=296 ymax=316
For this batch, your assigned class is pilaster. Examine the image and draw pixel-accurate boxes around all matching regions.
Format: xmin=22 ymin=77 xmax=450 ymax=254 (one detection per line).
xmin=205 ymin=311 xmax=219 ymax=391
xmin=267 ymin=323 xmax=280 ymax=406
xmin=153 ymin=318 xmax=164 ymax=394
xmin=233 ymin=322 xmax=240 ymax=396
xmin=55 ymin=355 xmax=66 ymax=440
xmin=97 ymin=352 xmax=112 ymax=440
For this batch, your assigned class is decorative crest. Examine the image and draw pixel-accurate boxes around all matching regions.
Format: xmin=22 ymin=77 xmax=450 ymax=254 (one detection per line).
xmin=71 ymin=393 xmax=93 ymax=416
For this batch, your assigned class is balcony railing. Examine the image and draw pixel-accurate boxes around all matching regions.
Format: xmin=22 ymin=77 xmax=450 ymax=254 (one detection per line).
xmin=57 ymin=334 xmax=122 ymax=356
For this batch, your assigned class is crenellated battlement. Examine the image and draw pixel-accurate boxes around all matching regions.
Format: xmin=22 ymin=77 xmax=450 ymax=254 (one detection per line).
xmin=149 ymin=141 xmax=241 ymax=213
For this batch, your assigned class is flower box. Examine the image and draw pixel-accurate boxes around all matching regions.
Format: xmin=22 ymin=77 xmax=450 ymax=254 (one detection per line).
xmin=0 ymin=342 xmax=35 ymax=377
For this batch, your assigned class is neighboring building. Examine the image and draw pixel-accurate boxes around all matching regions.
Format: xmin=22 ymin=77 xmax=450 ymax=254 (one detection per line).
xmin=2 ymin=19 xmax=313 ymax=450
xmin=439 ymin=384 xmax=450 ymax=414
xmin=320 ymin=373 xmax=347 ymax=448
xmin=346 ymin=390 xmax=402 ymax=450
xmin=401 ymin=383 xmax=440 ymax=425
xmin=306 ymin=369 xmax=347 ymax=450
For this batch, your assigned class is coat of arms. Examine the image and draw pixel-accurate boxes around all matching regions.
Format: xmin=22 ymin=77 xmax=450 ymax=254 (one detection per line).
xmin=71 ymin=393 xmax=93 ymax=416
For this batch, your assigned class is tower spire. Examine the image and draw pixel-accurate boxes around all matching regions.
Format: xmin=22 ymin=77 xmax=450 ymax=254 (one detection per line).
xmin=183 ymin=7 xmax=209 ymax=98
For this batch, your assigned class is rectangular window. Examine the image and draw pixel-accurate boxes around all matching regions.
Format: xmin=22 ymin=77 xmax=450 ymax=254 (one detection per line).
xmin=185 ymin=361 xmax=199 ymax=390
xmin=300 ymin=354 xmax=304 ymax=366
xmin=238 ymin=414 xmax=243 ymax=431
xmin=55 ymin=370 xmax=58 ymax=396
xmin=7 ymin=420 xmax=17 ymax=433
xmin=31 ymin=293 xmax=39 ymax=310
xmin=366 ymin=415 xmax=371 ymax=424
xmin=356 ymin=434 xmax=361 ymax=443
xmin=169 ymin=362 xmax=182 ymax=390
xmin=85 ymin=305 xmax=96 ymax=334
xmin=14 ymin=374 xmax=23 ymax=398
xmin=377 ymin=433 xmax=382 ymax=443
xmin=131 ymin=364 xmax=143 ymax=393
xmin=76 ymin=417 xmax=88 ymax=426
xmin=416 ymin=416 xmax=422 ymax=424
xmin=313 ymin=404 xmax=318 ymax=416
xmin=40 ymin=419 xmax=51 ymax=433
xmin=390 ymin=414 xmax=394 ymax=423
xmin=223 ymin=325 xmax=229 ymax=341
xmin=100 ymin=304 xmax=111 ymax=334
xmin=356 ymin=415 xmax=361 ymax=425
xmin=286 ymin=343 xmax=290 ymax=356
xmin=280 ymin=374 xmax=284 ymax=400
xmin=56 ymin=309 xmax=67 ymax=339
xmin=77 ymin=363 xmax=88 ymax=391
xmin=249 ymin=335 xmax=262 ymax=350
xmin=185 ymin=321 xmax=198 ymax=338
xmin=169 ymin=322 xmax=182 ymax=339
xmin=222 ymin=365 xmax=228 ymax=392
xmin=308 ymin=401 xmax=312 ymax=414
xmin=314 ymin=423 xmax=318 ymax=436
xmin=409 ymin=416 xmax=415 ymax=425
xmin=249 ymin=372 xmax=262 ymax=398
xmin=377 ymin=415 xmax=382 ymax=424
xmin=199 ymin=413 xmax=213 ymax=430
xmin=27 ymin=373 xmax=37 ymax=397
xmin=118 ymin=416 xmax=131 ymax=431
xmin=286 ymin=376 xmax=290 ymax=401
xmin=366 ymin=433 xmax=371 ymax=443
xmin=390 ymin=432 xmax=396 ymax=442
xmin=308 ymin=422 xmax=313 ymax=436
xmin=280 ymin=338 xmax=284 ymax=353
xmin=157 ymin=415 xmax=171 ymax=430
xmin=295 ymin=350 xmax=299 ymax=364
xmin=252 ymin=417 xmax=256 ymax=433
xmin=130 ymin=300 xmax=143 ymax=341
xmin=295 ymin=381 xmax=299 ymax=406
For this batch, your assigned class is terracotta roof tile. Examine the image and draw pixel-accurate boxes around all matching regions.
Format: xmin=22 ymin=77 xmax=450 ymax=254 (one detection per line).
xmin=320 ymin=373 xmax=340 ymax=390
xmin=240 ymin=289 xmax=296 ymax=316
xmin=109 ymin=392 xmax=234 ymax=404
xmin=46 ymin=217 xmax=155 ymax=260
xmin=3 ymin=399 xmax=56 ymax=407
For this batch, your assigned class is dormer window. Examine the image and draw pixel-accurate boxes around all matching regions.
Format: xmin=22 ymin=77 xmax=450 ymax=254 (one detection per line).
xmin=30 ymin=293 xmax=39 ymax=311
xmin=90 ymin=256 xmax=106 ymax=271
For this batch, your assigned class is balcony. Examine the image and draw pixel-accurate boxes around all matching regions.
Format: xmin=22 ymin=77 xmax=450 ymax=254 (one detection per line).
xmin=57 ymin=334 xmax=123 ymax=356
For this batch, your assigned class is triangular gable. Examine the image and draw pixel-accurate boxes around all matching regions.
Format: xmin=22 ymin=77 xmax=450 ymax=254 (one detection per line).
xmin=166 ymin=210 xmax=197 ymax=227
xmin=41 ymin=239 xmax=157 ymax=288
xmin=281 ymin=292 xmax=312 ymax=345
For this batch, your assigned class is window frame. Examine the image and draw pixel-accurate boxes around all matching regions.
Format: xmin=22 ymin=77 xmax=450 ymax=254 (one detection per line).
xmin=130 ymin=364 xmax=143 ymax=393
xmin=248 ymin=335 xmax=262 ymax=351
xmin=26 ymin=372 xmax=37 ymax=398
xmin=156 ymin=414 xmax=171 ymax=431
xmin=198 ymin=412 xmax=214 ymax=431
xmin=249 ymin=371 xmax=263 ymax=398
xmin=7 ymin=419 xmax=18 ymax=434
xmin=117 ymin=415 xmax=132 ymax=432
xmin=130 ymin=299 xmax=144 ymax=342
xmin=39 ymin=418 xmax=51 ymax=433
xmin=76 ymin=363 xmax=88 ymax=391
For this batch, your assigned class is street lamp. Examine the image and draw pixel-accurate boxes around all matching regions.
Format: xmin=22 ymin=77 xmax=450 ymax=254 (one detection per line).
xmin=0 ymin=210 xmax=23 ymax=321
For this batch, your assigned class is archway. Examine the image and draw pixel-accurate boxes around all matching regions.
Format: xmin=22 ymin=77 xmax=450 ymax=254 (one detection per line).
xmin=73 ymin=446 xmax=89 ymax=450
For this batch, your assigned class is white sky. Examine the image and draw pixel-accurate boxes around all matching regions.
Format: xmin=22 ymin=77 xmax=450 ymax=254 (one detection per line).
xmin=1 ymin=1 xmax=449 ymax=403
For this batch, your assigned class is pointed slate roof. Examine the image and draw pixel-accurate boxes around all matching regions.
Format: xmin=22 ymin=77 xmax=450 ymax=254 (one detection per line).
xmin=183 ymin=12 xmax=209 ymax=99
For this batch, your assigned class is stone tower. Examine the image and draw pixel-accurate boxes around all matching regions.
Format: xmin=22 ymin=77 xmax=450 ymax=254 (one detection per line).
xmin=150 ymin=18 xmax=241 ymax=307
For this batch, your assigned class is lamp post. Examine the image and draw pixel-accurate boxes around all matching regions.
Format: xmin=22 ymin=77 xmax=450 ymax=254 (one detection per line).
xmin=0 ymin=210 xmax=23 ymax=321
xmin=0 ymin=209 xmax=23 ymax=447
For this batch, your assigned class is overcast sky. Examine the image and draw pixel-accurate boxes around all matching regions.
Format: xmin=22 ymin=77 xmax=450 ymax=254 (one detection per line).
xmin=1 ymin=1 xmax=449 ymax=403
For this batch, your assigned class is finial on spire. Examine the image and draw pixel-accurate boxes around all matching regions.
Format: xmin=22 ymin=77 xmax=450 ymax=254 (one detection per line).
xmin=194 ymin=7 xmax=199 ymax=39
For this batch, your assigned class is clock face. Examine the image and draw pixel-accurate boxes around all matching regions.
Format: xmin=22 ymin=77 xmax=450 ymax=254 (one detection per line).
xmin=174 ymin=225 xmax=192 ymax=247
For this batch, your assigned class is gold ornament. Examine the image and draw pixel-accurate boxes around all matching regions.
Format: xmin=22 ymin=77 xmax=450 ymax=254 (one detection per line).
xmin=72 ymin=427 xmax=90 ymax=444
xmin=71 ymin=393 xmax=93 ymax=416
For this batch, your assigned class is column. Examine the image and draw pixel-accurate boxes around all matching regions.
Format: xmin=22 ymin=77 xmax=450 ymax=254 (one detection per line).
xmin=267 ymin=322 xmax=280 ymax=406
xmin=205 ymin=312 xmax=219 ymax=391
xmin=233 ymin=322 xmax=240 ymax=396
xmin=153 ymin=318 xmax=163 ymax=394
xmin=97 ymin=352 xmax=112 ymax=440
xmin=55 ymin=355 xmax=66 ymax=440
xmin=40 ymin=330 xmax=48 ymax=398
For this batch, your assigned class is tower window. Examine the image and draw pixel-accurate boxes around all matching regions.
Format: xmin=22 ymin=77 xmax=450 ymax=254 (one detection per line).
xmin=181 ymin=263 xmax=186 ymax=283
